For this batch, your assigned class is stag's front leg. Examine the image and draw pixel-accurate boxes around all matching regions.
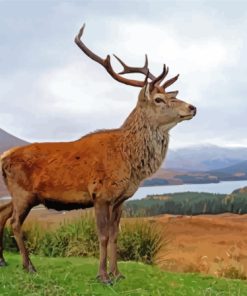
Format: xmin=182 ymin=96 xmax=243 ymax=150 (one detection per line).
xmin=109 ymin=204 xmax=125 ymax=280
xmin=94 ymin=202 xmax=111 ymax=284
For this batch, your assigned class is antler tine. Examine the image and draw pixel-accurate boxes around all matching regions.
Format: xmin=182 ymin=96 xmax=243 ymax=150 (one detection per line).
xmin=162 ymin=74 xmax=180 ymax=89
xmin=156 ymin=65 xmax=169 ymax=85
xmin=150 ymin=64 xmax=168 ymax=90
xmin=75 ymin=24 xmax=147 ymax=87
xmin=75 ymin=24 xmax=105 ymax=65
xmin=144 ymin=69 xmax=150 ymax=85
xmin=165 ymin=66 xmax=169 ymax=77
xmin=144 ymin=54 xmax=148 ymax=68
xmin=113 ymin=54 xmax=130 ymax=73
xmin=113 ymin=54 xmax=156 ymax=80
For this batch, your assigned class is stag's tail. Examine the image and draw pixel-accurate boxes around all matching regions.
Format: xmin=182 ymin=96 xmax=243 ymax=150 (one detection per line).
xmin=0 ymin=152 xmax=14 ymax=233
xmin=0 ymin=151 xmax=9 ymax=186
xmin=0 ymin=149 xmax=13 ymax=222
xmin=0 ymin=147 xmax=19 ymax=187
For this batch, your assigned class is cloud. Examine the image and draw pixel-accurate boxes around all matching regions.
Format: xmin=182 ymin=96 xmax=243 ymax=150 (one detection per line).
xmin=0 ymin=1 xmax=246 ymax=149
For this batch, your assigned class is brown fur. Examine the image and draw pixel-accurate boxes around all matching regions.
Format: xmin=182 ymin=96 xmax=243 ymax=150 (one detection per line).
xmin=0 ymin=77 xmax=196 ymax=283
xmin=0 ymin=202 xmax=13 ymax=266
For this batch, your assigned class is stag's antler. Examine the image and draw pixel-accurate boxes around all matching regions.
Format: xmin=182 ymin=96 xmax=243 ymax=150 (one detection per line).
xmin=113 ymin=54 xmax=155 ymax=80
xmin=75 ymin=24 xmax=150 ymax=87
xmin=149 ymin=64 xmax=169 ymax=91
xmin=162 ymin=74 xmax=179 ymax=89
xmin=75 ymin=24 xmax=179 ymax=90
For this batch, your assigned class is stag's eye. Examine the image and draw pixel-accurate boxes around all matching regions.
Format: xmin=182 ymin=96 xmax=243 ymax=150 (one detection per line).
xmin=154 ymin=97 xmax=164 ymax=104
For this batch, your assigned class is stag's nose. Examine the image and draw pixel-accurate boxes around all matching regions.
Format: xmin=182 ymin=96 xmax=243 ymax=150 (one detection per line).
xmin=188 ymin=104 xmax=197 ymax=115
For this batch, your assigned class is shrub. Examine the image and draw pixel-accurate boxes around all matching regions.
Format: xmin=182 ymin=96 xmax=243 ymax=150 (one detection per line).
xmin=3 ymin=227 xmax=18 ymax=252
xmin=3 ymin=215 xmax=166 ymax=265
xmin=118 ymin=220 xmax=165 ymax=264
xmin=220 ymin=265 xmax=247 ymax=280
xmin=25 ymin=214 xmax=99 ymax=258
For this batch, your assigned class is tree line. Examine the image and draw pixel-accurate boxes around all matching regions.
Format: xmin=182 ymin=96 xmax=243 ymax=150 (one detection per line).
xmin=123 ymin=191 xmax=247 ymax=217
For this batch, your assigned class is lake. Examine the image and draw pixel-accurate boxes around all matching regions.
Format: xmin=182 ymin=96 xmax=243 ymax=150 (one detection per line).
xmin=1 ymin=180 xmax=246 ymax=202
xmin=131 ymin=180 xmax=247 ymax=200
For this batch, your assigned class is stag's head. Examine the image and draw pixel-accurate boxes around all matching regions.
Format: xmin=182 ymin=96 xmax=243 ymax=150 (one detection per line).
xmin=75 ymin=24 xmax=196 ymax=129
xmin=137 ymin=73 xmax=196 ymax=129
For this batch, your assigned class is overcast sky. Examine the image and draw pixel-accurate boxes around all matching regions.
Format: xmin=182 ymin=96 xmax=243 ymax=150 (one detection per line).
xmin=0 ymin=0 xmax=246 ymax=149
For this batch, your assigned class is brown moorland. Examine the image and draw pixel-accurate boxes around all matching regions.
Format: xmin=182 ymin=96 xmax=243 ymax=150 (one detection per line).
xmin=155 ymin=213 xmax=247 ymax=278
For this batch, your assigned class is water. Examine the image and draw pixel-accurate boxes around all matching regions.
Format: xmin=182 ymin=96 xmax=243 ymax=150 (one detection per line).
xmin=131 ymin=180 xmax=247 ymax=200
xmin=1 ymin=180 xmax=246 ymax=202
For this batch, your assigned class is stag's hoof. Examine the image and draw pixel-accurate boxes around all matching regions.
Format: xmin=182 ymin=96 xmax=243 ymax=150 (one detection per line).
xmin=103 ymin=279 xmax=113 ymax=285
xmin=28 ymin=265 xmax=37 ymax=273
xmin=24 ymin=263 xmax=37 ymax=273
xmin=115 ymin=273 xmax=126 ymax=281
xmin=0 ymin=259 xmax=7 ymax=267
xmin=109 ymin=272 xmax=126 ymax=281
xmin=96 ymin=274 xmax=113 ymax=285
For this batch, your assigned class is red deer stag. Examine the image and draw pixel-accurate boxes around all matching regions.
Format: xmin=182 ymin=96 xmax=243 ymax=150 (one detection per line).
xmin=0 ymin=24 xmax=196 ymax=284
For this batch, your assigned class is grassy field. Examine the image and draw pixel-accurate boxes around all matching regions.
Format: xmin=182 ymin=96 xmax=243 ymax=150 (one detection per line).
xmin=0 ymin=253 xmax=247 ymax=296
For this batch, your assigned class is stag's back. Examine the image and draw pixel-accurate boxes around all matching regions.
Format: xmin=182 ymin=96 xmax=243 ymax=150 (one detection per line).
xmin=0 ymin=129 xmax=132 ymax=204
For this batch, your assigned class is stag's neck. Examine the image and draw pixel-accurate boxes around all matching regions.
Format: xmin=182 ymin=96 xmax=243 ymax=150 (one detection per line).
xmin=121 ymin=107 xmax=169 ymax=182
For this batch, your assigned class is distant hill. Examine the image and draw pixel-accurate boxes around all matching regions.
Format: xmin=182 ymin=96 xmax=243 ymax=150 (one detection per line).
xmin=0 ymin=128 xmax=28 ymax=197
xmin=144 ymin=160 xmax=247 ymax=186
xmin=0 ymin=128 xmax=28 ymax=153
xmin=232 ymin=186 xmax=247 ymax=194
xmin=172 ymin=160 xmax=247 ymax=184
xmin=207 ymin=160 xmax=247 ymax=181
xmin=165 ymin=144 xmax=247 ymax=171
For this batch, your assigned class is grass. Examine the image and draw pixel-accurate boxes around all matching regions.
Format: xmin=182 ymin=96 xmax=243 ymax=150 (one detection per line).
xmin=0 ymin=253 xmax=247 ymax=296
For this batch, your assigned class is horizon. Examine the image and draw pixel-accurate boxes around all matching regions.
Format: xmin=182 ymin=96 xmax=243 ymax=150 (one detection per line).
xmin=1 ymin=126 xmax=247 ymax=150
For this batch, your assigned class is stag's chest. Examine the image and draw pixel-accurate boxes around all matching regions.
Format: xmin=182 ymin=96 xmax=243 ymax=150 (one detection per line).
xmin=147 ymin=133 xmax=169 ymax=173
xmin=131 ymin=132 xmax=169 ymax=182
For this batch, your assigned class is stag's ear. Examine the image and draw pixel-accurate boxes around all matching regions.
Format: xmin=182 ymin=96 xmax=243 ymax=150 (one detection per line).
xmin=166 ymin=91 xmax=179 ymax=99
xmin=144 ymin=83 xmax=151 ymax=101
xmin=139 ymin=83 xmax=151 ymax=102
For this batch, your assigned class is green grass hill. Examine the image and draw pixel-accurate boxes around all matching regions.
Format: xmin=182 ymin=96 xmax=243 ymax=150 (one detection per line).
xmin=0 ymin=253 xmax=247 ymax=296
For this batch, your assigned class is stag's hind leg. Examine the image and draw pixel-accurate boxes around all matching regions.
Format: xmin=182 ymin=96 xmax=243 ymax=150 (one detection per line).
xmin=10 ymin=189 xmax=37 ymax=273
xmin=11 ymin=205 xmax=36 ymax=272
xmin=0 ymin=202 xmax=13 ymax=266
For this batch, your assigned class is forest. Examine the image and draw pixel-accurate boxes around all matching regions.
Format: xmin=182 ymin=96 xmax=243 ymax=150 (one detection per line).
xmin=124 ymin=190 xmax=247 ymax=217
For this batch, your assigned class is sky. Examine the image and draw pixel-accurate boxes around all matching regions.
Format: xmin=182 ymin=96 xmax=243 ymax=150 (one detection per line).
xmin=0 ymin=0 xmax=246 ymax=149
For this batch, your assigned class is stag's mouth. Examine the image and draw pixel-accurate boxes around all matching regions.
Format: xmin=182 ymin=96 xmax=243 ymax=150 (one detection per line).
xmin=179 ymin=114 xmax=194 ymax=120
xmin=180 ymin=109 xmax=196 ymax=120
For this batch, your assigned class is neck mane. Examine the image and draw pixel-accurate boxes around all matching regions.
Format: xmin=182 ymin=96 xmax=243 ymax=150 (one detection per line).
xmin=121 ymin=107 xmax=169 ymax=182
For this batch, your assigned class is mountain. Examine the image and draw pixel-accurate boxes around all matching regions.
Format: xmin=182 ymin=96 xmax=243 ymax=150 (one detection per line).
xmin=207 ymin=160 xmax=247 ymax=180
xmin=0 ymin=128 xmax=28 ymax=153
xmin=0 ymin=128 xmax=28 ymax=197
xmin=165 ymin=144 xmax=247 ymax=171
xmin=143 ymin=160 xmax=247 ymax=186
